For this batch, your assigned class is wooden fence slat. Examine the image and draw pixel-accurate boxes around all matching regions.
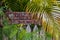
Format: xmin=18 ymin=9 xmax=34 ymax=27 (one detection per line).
xmin=26 ymin=24 xmax=31 ymax=33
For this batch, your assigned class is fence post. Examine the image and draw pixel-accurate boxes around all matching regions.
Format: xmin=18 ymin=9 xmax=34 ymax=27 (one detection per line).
xmin=40 ymin=27 xmax=45 ymax=40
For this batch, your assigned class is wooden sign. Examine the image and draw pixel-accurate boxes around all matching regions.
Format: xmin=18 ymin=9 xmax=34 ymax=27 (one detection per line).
xmin=6 ymin=12 xmax=40 ymax=24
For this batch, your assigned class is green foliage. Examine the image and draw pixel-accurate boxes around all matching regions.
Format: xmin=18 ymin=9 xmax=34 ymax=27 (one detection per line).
xmin=3 ymin=24 xmax=18 ymax=38
xmin=0 ymin=7 xmax=4 ymax=40
xmin=0 ymin=28 xmax=3 ymax=40
xmin=19 ymin=29 xmax=26 ymax=40
xmin=1 ymin=0 xmax=60 ymax=40
xmin=17 ymin=0 xmax=30 ymax=11
xmin=0 ymin=7 xmax=4 ymax=16
xmin=26 ymin=0 xmax=60 ymax=40
xmin=26 ymin=0 xmax=53 ymax=13
xmin=5 ymin=0 xmax=29 ymax=11
xmin=23 ymin=33 xmax=32 ymax=40
xmin=2 ymin=18 xmax=9 ymax=25
xmin=45 ymin=32 xmax=52 ymax=40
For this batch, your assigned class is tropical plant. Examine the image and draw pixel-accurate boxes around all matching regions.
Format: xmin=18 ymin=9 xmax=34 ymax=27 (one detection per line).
xmin=1 ymin=0 xmax=60 ymax=40
xmin=26 ymin=0 xmax=60 ymax=40
xmin=4 ymin=0 xmax=29 ymax=11
xmin=0 ymin=7 xmax=5 ymax=40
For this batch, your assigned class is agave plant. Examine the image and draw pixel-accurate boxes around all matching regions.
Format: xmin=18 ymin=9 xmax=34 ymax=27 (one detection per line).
xmin=26 ymin=0 xmax=60 ymax=40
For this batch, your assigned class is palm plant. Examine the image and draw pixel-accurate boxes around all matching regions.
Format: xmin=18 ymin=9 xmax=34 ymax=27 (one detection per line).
xmin=4 ymin=0 xmax=29 ymax=11
xmin=26 ymin=0 xmax=60 ymax=40
xmin=1 ymin=0 xmax=60 ymax=40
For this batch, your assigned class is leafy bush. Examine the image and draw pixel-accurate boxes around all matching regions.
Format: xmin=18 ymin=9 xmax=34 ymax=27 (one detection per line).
xmin=3 ymin=24 xmax=18 ymax=38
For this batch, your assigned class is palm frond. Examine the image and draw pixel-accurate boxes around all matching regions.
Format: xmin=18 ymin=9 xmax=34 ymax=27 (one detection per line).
xmin=26 ymin=0 xmax=60 ymax=40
